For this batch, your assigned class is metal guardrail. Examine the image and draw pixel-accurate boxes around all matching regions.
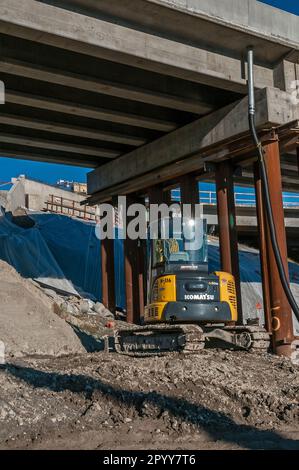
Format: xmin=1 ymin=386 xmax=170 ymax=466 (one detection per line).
xmin=172 ymin=190 xmax=299 ymax=208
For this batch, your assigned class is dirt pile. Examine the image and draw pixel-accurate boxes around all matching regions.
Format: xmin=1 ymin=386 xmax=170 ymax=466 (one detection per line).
xmin=0 ymin=349 xmax=298 ymax=449
xmin=0 ymin=260 xmax=85 ymax=357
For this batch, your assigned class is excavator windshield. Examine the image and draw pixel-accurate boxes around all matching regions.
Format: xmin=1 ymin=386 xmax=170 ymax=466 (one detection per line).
xmin=151 ymin=216 xmax=208 ymax=268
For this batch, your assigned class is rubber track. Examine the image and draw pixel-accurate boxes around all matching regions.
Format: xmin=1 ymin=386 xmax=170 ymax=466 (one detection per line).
xmin=114 ymin=324 xmax=205 ymax=357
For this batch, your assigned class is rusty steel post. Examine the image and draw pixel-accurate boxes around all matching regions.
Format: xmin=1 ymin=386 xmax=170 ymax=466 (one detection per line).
xmin=124 ymin=235 xmax=135 ymax=323
xmin=215 ymin=161 xmax=243 ymax=324
xmin=138 ymin=237 xmax=146 ymax=319
xmin=124 ymin=195 xmax=146 ymax=324
xmin=262 ymin=139 xmax=294 ymax=356
xmin=101 ymin=237 xmax=116 ymax=313
xmin=180 ymin=174 xmax=199 ymax=218
xmin=163 ymin=188 xmax=172 ymax=205
xmin=148 ymin=185 xmax=164 ymax=206
xmin=253 ymin=162 xmax=272 ymax=334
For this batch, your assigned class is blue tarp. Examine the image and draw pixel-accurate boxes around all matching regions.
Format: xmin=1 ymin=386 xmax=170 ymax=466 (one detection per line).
xmin=1 ymin=209 xmax=299 ymax=330
xmin=0 ymin=209 xmax=78 ymax=295
xmin=0 ymin=210 xmax=126 ymax=307
xmin=30 ymin=213 xmax=102 ymax=300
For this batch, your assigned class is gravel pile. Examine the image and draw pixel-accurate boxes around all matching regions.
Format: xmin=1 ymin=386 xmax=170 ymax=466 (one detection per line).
xmin=0 ymin=260 xmax=85 ymax=358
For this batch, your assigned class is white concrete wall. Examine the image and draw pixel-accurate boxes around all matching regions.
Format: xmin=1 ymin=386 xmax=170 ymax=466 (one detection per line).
xmin=5 ymin=177 xmax=85 ymax=213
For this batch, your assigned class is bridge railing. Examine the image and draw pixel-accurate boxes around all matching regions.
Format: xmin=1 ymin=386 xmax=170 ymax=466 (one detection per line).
xmin=172 ymin=189 xmax=299 ymax=208
xmin=200 ymin=191 xmax=299 ymax=208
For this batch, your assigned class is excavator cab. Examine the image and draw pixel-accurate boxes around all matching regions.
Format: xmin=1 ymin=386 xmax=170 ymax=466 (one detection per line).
xmin=114 ymin=216 xmax=270 ymax=356
xmin=144 ymin=216 xmax=238 ymax=325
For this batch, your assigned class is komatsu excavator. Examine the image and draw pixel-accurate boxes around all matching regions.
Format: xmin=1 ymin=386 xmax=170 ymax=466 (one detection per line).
xmin=115 ymin=47 xmax=299 ymax=357
xmin=115 ymin=216 xmax=270 ymax=355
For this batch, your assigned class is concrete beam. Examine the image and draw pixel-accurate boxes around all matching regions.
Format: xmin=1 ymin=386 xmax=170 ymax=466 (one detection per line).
xmin=0 ymin=113 xmax=146 ymax=146
xmin=88 ymin=87 xmax=297 ymax=195
xmin=149 ymin=0 xmax=299 ymax=49
xmin=274 ymin=60 xmax=299 ymax=94
xmin=0 ymin=0 xmax=273 ymax=94
xmin=0 ymin=57 xmax=213 ymax=114
xmin=0 ymin=149 xmax=100 ymax=167
xmin=0 ymin=134 xmax=120 ymax=158
xmin=5 ymin=91 xmax=177 ymax=132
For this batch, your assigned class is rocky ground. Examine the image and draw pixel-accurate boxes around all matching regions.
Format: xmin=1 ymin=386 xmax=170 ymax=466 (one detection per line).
xmin=0 ymin=349 xmax=299 ymax=450
xmin=0 ymin=260 xmax=299 ymax=450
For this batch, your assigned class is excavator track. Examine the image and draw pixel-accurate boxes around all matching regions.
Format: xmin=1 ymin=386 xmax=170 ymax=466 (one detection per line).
xmin=224 ymin=325 xmax=271 ymax=353
xmin=114 ymin=324 xmax=271 ymax=356
xmin=114 ymin=324 xmax=205 ymax=356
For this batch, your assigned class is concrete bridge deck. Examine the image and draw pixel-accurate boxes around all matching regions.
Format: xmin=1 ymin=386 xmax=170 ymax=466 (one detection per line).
xmin=0 ymin=0 xmax=299 ymax=356
xmin=0 ymin=0 xmax=297 ymax=195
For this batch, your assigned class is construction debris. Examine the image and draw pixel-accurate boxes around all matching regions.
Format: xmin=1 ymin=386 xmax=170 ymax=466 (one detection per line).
xmin=0 ymin=350 xmax=298 ymax=450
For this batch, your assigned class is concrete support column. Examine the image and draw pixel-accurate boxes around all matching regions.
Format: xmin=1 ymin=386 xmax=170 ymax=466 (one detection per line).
xmin=101 ymin=237 xmax=116 ymax=313
xmin=262 ymin=139 xmax=294 ymax=356
xmin=215 ymin=161 xmax=242 ymax=323
xmin=254 ymin=162 xmax=272 ymax=334
xmin=124 ymin=195 xmax=145 ymax=324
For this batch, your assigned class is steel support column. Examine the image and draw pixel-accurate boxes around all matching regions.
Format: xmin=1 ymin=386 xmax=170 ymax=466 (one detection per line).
xmin=297 ymin=147 xmax=299 ymax=177
xmin=180 ymin=174 xmax=199 ymax=218
xmin=163 ymin=189 xmax=172 ymax=205
xmin=148 ymin=185 xmax=164 ymax=206
xmin=101 ymin=237 xmax=116 ymax=312
xmin=124 ymin=195 xmax=145 ymax=324
xmin=262 ymin=139 xmax=294 ymax=356
xmin=215 ymin=161 xmax=243 ymax=323
xmin=254 ymin=162 xmax=272 ymax=334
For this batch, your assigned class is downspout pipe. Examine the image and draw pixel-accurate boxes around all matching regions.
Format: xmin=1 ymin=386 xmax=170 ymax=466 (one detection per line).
xmin=247 ymin=47 xmax=299 ymax=322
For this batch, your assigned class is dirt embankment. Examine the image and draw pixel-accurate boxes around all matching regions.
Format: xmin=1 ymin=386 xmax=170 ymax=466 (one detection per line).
xmin=0 ymin=259 xmax=298 ymax=450
xmin=0 ymin=260 xmax=85 ymax=357
xmin=0 ymin=349 xmax=298 ymax=450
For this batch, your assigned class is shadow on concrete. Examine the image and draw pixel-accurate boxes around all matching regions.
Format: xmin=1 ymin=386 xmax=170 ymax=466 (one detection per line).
xmin=3 ymin=362 xmax=299 ymax=450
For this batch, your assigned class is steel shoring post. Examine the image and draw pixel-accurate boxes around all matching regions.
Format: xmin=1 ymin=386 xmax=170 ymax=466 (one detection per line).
xmin=254 ymin=162 xmax=272 ymax=336
xmin=124 ymin=194 xmax=145 ymax=324
xmin=163 ymin=189 xmax=172 ymax=205
xmin=215 ymin=161 xmax=243 ymax=324
xmin=101 ymin=236 xmax=116 ymax=313
xmin=180 ymin=174 xmax=199 ymax=219
xmin=263 ymin=139 xmax=294 ymax=357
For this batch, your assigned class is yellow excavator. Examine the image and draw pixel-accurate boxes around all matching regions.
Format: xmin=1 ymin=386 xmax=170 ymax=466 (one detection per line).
xmin=115 ymin=216 xmax=270 ymax=355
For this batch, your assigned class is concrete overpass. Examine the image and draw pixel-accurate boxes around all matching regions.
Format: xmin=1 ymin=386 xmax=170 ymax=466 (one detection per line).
xmin=0 ymin=0 xmax=297 ymax=180
xmin=0 ymin=0 xmax=299 ymax=356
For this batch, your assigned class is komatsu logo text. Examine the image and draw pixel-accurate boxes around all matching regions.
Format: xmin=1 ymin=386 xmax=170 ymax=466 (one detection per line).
xmin=184 ymin=294 xmax=215 ymax=301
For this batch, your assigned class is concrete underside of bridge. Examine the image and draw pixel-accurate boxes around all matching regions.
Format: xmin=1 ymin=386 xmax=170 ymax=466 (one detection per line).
xmin=0 ymin=0 xmax=298 ymax=356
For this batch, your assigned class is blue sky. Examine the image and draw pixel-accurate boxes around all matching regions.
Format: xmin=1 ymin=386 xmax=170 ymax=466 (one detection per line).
xmin=0 ymin=157 xmax=90 ymax=186
xmin=259 ymin=0 xmax=299 ymax=15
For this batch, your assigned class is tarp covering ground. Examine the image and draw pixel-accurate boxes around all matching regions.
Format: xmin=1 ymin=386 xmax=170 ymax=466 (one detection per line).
xmin=0 ymin=208 xmax=298 ymax=334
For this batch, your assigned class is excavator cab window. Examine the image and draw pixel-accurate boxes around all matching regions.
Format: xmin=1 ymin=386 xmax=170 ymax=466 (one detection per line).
xmin=150 ymin=216 xmax=208 ymax=268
